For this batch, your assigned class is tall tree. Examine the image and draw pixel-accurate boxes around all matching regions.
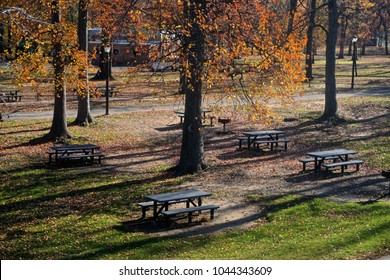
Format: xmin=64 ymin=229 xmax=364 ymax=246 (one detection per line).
xmin=156 ymin=0 xmax=306 ymax=174
xmin=305 ymin=0 xmax=317 ymax=80
xmin=74 ymin=0 xmax=93 ymax=126
xmin=176 ymin=0 xmax=207 ymax=174
xmin=287 ymin=0 xmax=299 ymax=35
xmin=47 ymin=0 xmax=72 ymax=139
xmin=321 ymin=0 xmax=339 ymax=120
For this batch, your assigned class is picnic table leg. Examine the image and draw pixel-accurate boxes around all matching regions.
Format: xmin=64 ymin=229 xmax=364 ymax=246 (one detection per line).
xmin=275 ymin=134 xmax=279 ymax=148
xmin=153 ymin=201 xmax=158 ymax=220
xmin=314 ymin=157 xmax=320 ymax=172
xmin=345 ymin=155 xmax=349 ymax=169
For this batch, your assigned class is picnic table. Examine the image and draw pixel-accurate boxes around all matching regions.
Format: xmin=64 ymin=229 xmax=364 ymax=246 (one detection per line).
xmin=94 ymin=85 xmax=117 ymax=97
xmin=305 ymin=149 xmax=362 ymax=173
xmin=174 ymin=109 xmax=214 ymax=126
xmin=142 ymin=189 xmax=218 ymax=222
xmin=48 ymin=144 xmax=104 ymax=165
xmin=0 ymin=89 xmax=22 ymax=102
xmin=239 ymin=130 xmax=286 ymax=149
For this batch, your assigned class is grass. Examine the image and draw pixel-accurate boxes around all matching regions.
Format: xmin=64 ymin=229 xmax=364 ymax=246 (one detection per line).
xmin=2 ymin=194 xmax=389 ymax=259
xmin=1 ymin=94 xmax=390 ymax=259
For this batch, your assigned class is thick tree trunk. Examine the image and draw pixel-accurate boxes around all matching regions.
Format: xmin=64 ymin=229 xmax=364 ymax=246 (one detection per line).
xmin=47 ymin=1 xmax=72 ymax=140
xmin=176 ymin=0 xmax=207 ymax=175
xmin=321 ymin=0 xmax=339 ymax=120
xmin=305 ymin=0 xmax=316 ymax=80
xmin=74 ymin=0 xmax=93 ymax=126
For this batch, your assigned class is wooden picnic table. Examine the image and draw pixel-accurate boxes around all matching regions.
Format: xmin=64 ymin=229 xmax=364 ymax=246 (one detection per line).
xmin=144 ymin=189 xmax=212 ymax=220
xmin=94 ymin=85 xmax=117 ymax=97
xmin=48 ymin=144 xmax=103 ymax=164
xmin=241 ymin=130 xmax=284 ymax=149
xmin=0 ymin=89 xmax=22 ymax=102
xmin=306 ymin=149 xmax=357 ymax=172
xmin=174 ymin=109 xmax=214 ymax=126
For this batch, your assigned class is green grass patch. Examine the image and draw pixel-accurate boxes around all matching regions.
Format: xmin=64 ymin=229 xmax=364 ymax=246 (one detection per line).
xmin=1 ymin=194 xmax=389 ymax=259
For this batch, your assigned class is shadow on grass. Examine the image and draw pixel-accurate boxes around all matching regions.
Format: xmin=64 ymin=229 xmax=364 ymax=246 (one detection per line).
xmin=0 ymin=168 xmax=180 ymax=228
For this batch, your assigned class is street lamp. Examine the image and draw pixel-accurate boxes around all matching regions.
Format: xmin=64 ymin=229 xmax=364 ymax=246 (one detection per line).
xmin=351 ymin=36 xmax=358 ymax=89
xmin=104 ymin=45 xmax=111 ymax=115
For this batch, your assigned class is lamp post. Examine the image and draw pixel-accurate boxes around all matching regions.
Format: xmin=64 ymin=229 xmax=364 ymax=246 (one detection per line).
xmin=351 ymin=36 xmax=358 ymax=89
xmin=104 ymin=45 xmax=111 ymax=115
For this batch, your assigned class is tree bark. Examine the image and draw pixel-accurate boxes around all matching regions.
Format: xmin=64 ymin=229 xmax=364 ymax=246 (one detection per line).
xmin=338 ymin=16 xmax=347 ymax=59
xmin=384 ymin=18 xmax=389 ymax=55
xmin=176 ymin=0 xmax=207 ymax=175
xmin=74 ymin=0 xmax=93 ymax=126
xmin=287 ymin=0 xmax=298 ymax=35
xmin=305 ymin=0 xmax=316 ymax=80
xmin=47 ymin=0 xmax=72 ymax=140
xmin=0 ymin=24 xmax=4 ymax=54
xmin=321 ymin=0 xmax=339 ymax=120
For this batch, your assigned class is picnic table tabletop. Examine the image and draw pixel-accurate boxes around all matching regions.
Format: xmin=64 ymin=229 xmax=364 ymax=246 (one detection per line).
xmin=306 ymin=149 xmax=357 ymax=158
xmin=144 ymin=189 xmax=211 ymax=203
xmin=174 ymin=109 xmax=212 ymax=115
xmin=50 ymin=144 xmax=100 ymax=151
xmin=241 ymin=130 xmax=284 ymax=136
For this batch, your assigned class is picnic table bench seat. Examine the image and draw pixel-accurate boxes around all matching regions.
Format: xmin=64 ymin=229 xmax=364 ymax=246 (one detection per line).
xmin=323 ymin=160 xmax=363 ymax=173
xmin=299 ymin=156 xmax=339 ymax=172
xmin=47 ymin=150 xmax=94 ymax=163
xmin=137 ymin=199 xmax=189 ymax=219
xmin=237 ymin=136 xmax=270 ymax=149
xmin=3 ymin=94 xmax=23 ymax=102
xmin=58 ymin=153 xmax=105 ymax=164
xmin=254 ymin=139 xmax=290 ymax=151
xmin=161 ymin=204 xmax=220 ymax=223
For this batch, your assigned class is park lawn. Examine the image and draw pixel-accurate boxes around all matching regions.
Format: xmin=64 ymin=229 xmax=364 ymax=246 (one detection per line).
xmin=1 ymin=190 xmax=389 ymax=259
xmin=0 ymin=95 xmax=389 ymax=259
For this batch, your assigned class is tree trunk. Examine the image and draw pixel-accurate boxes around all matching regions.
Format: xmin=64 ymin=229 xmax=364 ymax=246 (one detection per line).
xmin=361 ymin=43 xmax=366 ymax=56
xmin=287 ymin=0 xmax=298 ymax=35
xmin=0 ymin=24 xmax=4 ymax=54
xmin=347 ymin=40 xmax=352 ymax=56
xmin=74 ymin=0 xmax=93 ymax=126
xmin=178 ymin=50 xmax=188 ymax=94
xmin=338 ymin=16 xmax=347 ymax=59
xmin=47 ymin=1 xmax=72 ymax=140
xmin=384 ymin=19 xmax=389 ymax=55
xmin=305 ymin=0 xmax=316 ymax=81
xmin=321 ymin=0 xmax=339 ymax=120
xmin=176 ymin=0 xmax=207 ymax=175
